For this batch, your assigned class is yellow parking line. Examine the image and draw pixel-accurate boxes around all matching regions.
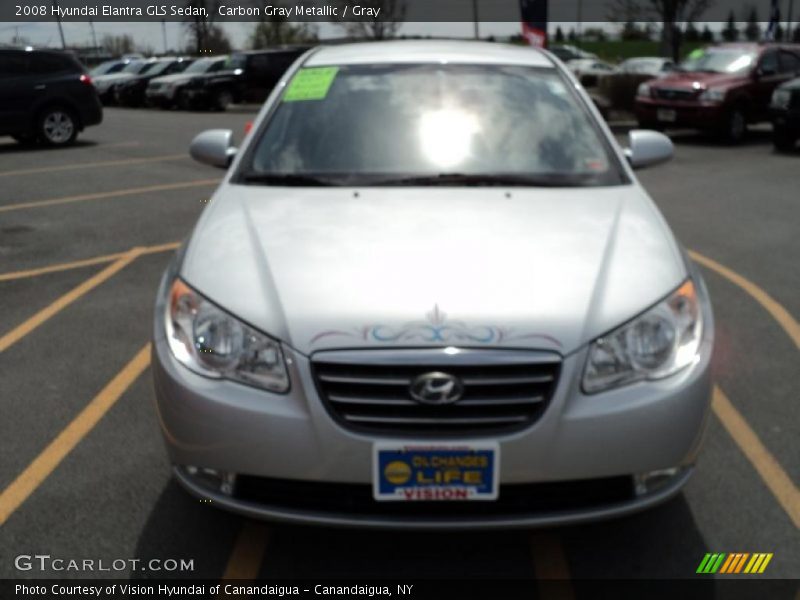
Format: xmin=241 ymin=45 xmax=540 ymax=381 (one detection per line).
xmin=713 ymin=386 xmax=800 ymax=529
xmin=220 ymin=521 xmax=270 ymax=580
xmin=689 ymin=250 xmax=800 ymax=349
xmin=0 ymin=179 xmax=219 ymax=214
xmin=531 ymin=532 xmax=574 ymax=599
xmin=0 ymin=343 xmax=151 ymax=526
xmin=0 ymin=242 xmax=179 ymax=282
xmin=0 ymin=154 xmax=186 ymax=178
xmin=0 ymin=247 xmax=143 ymax=353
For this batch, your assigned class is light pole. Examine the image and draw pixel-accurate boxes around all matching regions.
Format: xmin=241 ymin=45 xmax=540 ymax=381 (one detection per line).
xmin=472 ymin=0 xmax=480 ymax=39
xmin=51 ymin=0 xmax=66 ymax=48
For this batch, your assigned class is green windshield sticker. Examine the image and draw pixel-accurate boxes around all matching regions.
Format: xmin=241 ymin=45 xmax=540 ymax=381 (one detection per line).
xmin=283 ymin=67 xmax=339 ymax=102
xmin=688 ymin=48 xmax=705 ymax=60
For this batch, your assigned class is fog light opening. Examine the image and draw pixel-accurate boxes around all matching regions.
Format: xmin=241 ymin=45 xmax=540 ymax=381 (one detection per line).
xmin=182 ymin=465 xmax=237 ymax=497
xmin=634 ymin=467 xmax=682 ymax=496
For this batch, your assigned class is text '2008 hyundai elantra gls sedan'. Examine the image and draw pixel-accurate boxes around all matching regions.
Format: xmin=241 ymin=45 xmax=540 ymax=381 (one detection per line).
xmin=152 ymin=40 xmax=714 ymax=529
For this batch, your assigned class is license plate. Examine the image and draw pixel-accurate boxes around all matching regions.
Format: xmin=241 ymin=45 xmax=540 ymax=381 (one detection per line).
xmin=657 ymin=108 xmax=677 ymax=122
xmin=373 ymin=442 xmax=499 ymax=501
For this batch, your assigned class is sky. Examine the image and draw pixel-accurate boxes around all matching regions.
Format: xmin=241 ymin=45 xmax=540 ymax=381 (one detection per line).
xmin=0 ymin=21 xmax=532 ymax=50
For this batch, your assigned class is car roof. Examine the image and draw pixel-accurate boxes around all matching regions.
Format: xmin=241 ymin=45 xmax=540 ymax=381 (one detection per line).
xmin=305 ymin=40 xmax=554 ymax=68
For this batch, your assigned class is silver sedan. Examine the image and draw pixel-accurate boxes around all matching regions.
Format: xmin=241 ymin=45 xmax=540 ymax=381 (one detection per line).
xmin=152 ymin=40 xmax=714 ymax=529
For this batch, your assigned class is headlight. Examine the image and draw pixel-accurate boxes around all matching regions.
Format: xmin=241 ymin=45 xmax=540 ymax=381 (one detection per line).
xmin=165 ymin=279 xmax=289 ymax=393
xmin=772 ymin=89 xmax=791 ymax=109
xmin=636 ymin=83 xmax=651 ymax=98
xmin=583 ymin=280 xmax=702 ymax=394
xmin=699 ymin=88 xmax=725 ymax=103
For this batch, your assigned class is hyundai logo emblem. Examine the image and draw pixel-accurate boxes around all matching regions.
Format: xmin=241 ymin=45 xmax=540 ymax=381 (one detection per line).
xmin=409 ymin=372 xmax=464 ymax=405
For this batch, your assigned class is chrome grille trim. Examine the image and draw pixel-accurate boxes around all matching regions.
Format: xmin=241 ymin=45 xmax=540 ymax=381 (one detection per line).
xmin=312 ymin=348 xmax=561 ymax=436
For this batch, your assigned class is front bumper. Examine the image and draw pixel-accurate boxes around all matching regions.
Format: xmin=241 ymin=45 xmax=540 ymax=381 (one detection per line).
xmin=771 ymin=107 xmax=800 ymax=134
xmin=152 ymin=268 xmax=714 ymax=529
xmin=145 ymin=87 xmax=178 ymax=103
xmin=635 ymin=98 xmax=726 ymax=129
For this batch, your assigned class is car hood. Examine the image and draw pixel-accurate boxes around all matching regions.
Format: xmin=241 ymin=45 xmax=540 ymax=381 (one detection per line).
xmin=93 ymin=73 xmax=137 ymax=84
xmin=150 ymin=73 xmax=197 ymax=85
xmin=653 ymin=70 xmax=746 ymax=90
xmin=180 ymin=185 xmax=686 ymax=356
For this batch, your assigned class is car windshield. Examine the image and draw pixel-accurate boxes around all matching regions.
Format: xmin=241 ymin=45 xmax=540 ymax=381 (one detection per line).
xmin=120 ymin=61 xmax=145 ymax=73
xmin=184 ymin=57 xmax=223 ymax=73
xmin=680 ymin=49 xmax=756 ymax=73
xmin=147 ymin=61 xmax=176 ymax=76
xmin=91 ymin=61 xmax=123 ymax=76
xmin=244 ymin=63 xmax=622 ymax=187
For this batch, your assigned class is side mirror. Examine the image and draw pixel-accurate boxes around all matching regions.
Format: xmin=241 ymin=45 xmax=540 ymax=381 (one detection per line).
xmin=625 ymin=129 xmax=673 ymax=169
xmin=189 ymin=129 xmax=237 ymax=168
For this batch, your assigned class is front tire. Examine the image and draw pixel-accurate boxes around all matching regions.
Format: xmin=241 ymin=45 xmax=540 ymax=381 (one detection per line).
xmin=37 ymin=107 xmax=78 ymax=147
xmin=212 ymin=89 xmax=234 ymax=112
xmin=722 ymin=107 xmax=747 ymax=144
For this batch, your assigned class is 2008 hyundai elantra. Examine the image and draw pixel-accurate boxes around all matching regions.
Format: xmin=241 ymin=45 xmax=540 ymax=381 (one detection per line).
xmin=152 ymin=40 xmax=714 ymax=528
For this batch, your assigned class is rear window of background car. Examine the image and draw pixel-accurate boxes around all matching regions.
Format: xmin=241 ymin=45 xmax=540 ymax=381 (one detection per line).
xmin=0 ymin=52 xmax=31 ymax=76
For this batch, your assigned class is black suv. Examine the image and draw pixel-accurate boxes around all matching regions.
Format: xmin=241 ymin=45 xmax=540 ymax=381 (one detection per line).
xmin=0 ymin=48 xmax=103 ymax=146
xmin=179 ymin=47 xmax=310 ymax=111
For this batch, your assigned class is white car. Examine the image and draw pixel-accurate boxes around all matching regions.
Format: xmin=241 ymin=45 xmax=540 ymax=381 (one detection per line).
xmin=152 ymin=40 xmax=714 ymax=529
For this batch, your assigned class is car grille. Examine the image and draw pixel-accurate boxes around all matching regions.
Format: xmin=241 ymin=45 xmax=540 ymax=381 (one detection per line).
xmin=655 ymin=87 xmax=697 ymax=101
xmin=234 ymin=475 xmax=635 ymax=518
xmin=311 ymin=348 xmax=560 ymax=436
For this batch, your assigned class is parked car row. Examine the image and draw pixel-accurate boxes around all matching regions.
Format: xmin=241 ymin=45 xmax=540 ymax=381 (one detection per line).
xmin=634 ymin=43 xmax=800 ymax=148
xmin=91 ymin=47 xmax=310 ymax=112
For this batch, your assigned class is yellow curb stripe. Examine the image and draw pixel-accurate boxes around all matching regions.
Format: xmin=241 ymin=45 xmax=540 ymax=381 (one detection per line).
xmin=220 ymin=522 xmax=269 ymax=580
xmin=0 ymin=179 xmax=219 ymax=213
xmin=0 ymin=248 xmax=143 ymax=353
xmin=0 ymin=344 xmax=151 ymax=525
xmin=531 ymin=532 xmax=574 ymax=599
xmin=0 ymin=154 xmax=186 ymax=178
xmin=689 ymin=250 xmax=800 ymax=350
xmin=0 ymin=242 xmax=179 ymax=282
xmin=713 ymin=386 xmax=800 ymax=529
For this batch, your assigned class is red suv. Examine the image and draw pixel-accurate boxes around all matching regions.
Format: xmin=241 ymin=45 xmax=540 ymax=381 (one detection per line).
xmin=635 ymin=43 xmax=800 ymax=142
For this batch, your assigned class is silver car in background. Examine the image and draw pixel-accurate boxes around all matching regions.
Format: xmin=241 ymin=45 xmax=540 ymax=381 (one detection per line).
xmin=152 ymin=41 xmax=714 ymax=528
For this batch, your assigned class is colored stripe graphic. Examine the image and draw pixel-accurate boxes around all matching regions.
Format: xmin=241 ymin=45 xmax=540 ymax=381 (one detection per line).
xmin=699 ymin=553 xmax=774 ymax=575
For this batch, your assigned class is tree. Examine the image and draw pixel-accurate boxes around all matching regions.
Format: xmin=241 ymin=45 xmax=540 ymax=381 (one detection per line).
xmin=250 ymin=20 xmax=317 ymax=48
xmin=744 ymin=6 xmax=760 ymax=41
xmin=101 ymin=34 xmax=135 ymax=56
xmin=684 ymin=22 xmax=700 ymax=42
xmin=794 ymin=25 xmax=800 ymax=42
xmin=567 ymin=28 xmax=577 ymax=42
xmin=335 ymin=0 xmax=406 ymax=40
xmin=701 ymin=25 xmax=713 ymax=42
xmin=610 ymin=0 xmax=713 ymax=61
xmin=555 ymin=26 xmax=564 ymax=42
xmin=722 ymin=10 xmax=739 ymax=42
xmin=183 ymin=0 xmax=226 ymax=54
xmin=774 ymin=23 xmax=784 ymax=41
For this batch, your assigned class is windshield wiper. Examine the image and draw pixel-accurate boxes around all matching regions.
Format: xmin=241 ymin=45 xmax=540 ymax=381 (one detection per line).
xmin=238 ymin=172 xmax=337 ymax=186
xmin=370 ymin=172 xmax=599 ymax=187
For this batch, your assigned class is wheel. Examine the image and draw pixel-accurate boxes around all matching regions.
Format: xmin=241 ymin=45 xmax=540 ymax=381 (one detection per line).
xmin=773 ymin=129 xmax=797 ymax=152
xmin=212 ymin=89 xmax=234 ymax=112
xmin=722 ymin=107 xmax=747 ymax=144
xmin=176 ymin=90 xmax=192 ymax=110
xmin=37 ymin=107 xmax=78 ymax=147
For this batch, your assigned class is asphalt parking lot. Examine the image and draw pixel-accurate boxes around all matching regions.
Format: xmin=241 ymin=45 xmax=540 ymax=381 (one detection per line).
xmin=0 ymin=107 xmax=798 ymax=591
